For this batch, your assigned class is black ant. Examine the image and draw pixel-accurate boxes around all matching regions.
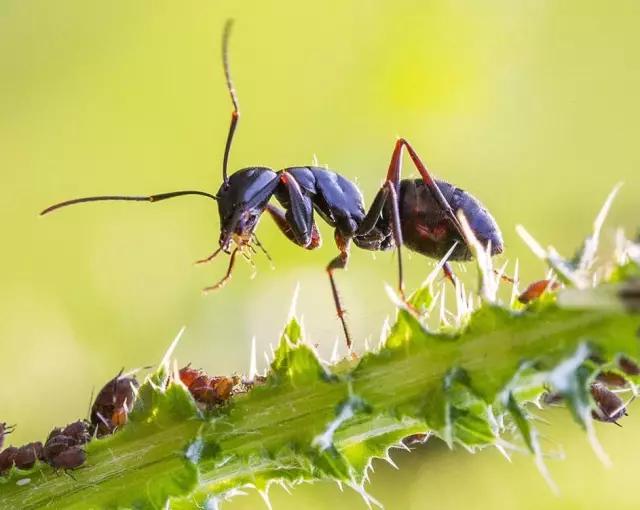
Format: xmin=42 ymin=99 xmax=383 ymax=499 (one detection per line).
xmin=41 ymin=20 xmax=504 ymax=349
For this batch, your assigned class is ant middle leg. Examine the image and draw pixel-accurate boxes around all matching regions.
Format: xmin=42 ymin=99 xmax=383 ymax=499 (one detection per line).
xmin=326 ymin=232 xmax=353 ymax=350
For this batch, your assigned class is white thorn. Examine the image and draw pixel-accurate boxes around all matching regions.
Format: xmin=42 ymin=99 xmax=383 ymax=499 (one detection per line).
xmin=346 ymin=481 xmax=384 ymax=510
xmin=429 ymin=289 xmax=441 ymax=316
xmin=364 ymin=336 xmax=370 ymax=352
xmin=385 ymin=452 xmax=399 ymax=470
xmin=495 ymin=443 xmax=512 ymax=462
xmin=579 ymin=182 xmax=623 ymax=271
xmin=384 ymin=283 xmax=407 ymax=310
xmin=396 ymin=440 xmax=411 ymax=452
xmin=585 ymin=416 xmax=612 ymax=468
xmin=424 ymin=242 xmax=459 ymax=288
xmin=510 ymin=258 xmax=521 ymax=307
xmin=379 ymin=317 xmax=390 ymax=348
xmin=172 ymin=359 xmax=180 ymax=384
xmin=159 ymin=326 xmax=186 ymax=372
xmin=593 ymin=183 xmax=623 ymax=242
xmin=330 ymin=337 xmax=340 ymax=363
xmin=516 ymin=225 xmax=547 ymax=259
xmin=248 ymin=336 xmax=258 ymax=382
xmin=468 ymin=291 xmax=475 ymax=312
xmin=258 ymin=489 xmax=273 ymax=510
xmin=439 ymin=283 xmax=448 ymax=326
xmin=534 ymin=449 xmax=559 ymax=495
xmin=279 ymin=481 xmax=292 ymax=495
xmin=288 ymin=282 xmax=301 ymax=320
xmin=263 ymin=351 xmax=271 ymax=367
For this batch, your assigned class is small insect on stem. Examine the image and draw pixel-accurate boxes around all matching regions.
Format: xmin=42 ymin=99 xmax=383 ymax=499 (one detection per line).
xmin=178 ymin=365 xmax=236 ymax=408
xmin=591 ymin=382 xmax=632 ymax=426
xmin=518 ymin=279 xmax=561 ymax=304
xmin=90 ymin=370 xmax=139 ymax=437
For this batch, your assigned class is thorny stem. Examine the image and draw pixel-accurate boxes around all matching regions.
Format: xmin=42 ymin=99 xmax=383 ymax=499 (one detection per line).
xmin=0 ymin=296 xmax=638 ymax=509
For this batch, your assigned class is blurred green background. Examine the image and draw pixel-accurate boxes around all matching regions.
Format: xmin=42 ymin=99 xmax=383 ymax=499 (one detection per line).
xmin=1 ymin=0 xmax=640 ymax=508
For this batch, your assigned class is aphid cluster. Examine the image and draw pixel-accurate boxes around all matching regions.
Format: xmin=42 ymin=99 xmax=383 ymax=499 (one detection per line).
xmin=0 ymin=365 xmax=245 ymax=477
xmin=0 ymin=421 xmax=89 ymax=474
xmin=43 ymin=420 xmax=91 ymax=470
xmin=542 ymin=356 xmax=639 ymax=427
xmin=0 ymin=371 xmax=139 ymax=476
xmin=178 ymin=365 xmax=237 ymax=408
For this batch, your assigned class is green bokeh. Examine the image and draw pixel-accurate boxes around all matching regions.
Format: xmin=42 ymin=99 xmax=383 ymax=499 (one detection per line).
xmin=1 ymin=1 xmax=639 ymax=508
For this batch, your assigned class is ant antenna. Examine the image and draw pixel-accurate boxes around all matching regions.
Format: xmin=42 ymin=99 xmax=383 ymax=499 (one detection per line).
xmin=221 ymin=18 xmax=239 ymax=189
xmin=40 ymin=190 xmax=217 ymax=216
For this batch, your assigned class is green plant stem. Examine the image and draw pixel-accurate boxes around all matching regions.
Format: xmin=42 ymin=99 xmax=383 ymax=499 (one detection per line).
xmin=1 ymin=289 xmax=638 ymax=509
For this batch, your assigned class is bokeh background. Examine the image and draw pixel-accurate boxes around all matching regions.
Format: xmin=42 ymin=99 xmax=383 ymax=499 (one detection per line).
xmin=2 ymin=1 xmax=640 ymax=508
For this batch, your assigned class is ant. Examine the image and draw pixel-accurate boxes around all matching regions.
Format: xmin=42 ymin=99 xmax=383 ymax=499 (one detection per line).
xmin=41 ymin=20 xmax=504 ymax=349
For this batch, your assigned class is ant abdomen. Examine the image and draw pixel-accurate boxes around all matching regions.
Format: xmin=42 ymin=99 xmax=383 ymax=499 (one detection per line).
xmin=399 ymin=179 xmax=503 ymax=260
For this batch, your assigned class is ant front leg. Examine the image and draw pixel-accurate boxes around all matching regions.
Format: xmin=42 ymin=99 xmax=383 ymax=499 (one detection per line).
xmin=326 ymin=232 xmax=353 ymax=350
xmin=266 ymin=205 xmax=321 ymax=249
xmin=203 ymin=248 xmax=239 ymax=292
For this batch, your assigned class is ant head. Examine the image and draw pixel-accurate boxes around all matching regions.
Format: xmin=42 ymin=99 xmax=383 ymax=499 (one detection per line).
xmin=216 ymin=167 xmax=278 ymax=250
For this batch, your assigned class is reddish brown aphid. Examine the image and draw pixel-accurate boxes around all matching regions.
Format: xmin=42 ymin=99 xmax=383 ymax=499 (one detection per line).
xmin=189 ymin=375 xmax=234 ymax=406
xmin=49 ymin=446 xmax=86 ymax=471
xmin=91 ymin=372 xmax=139 ymax=437
xmin=0 ymin=423 xmax=15 ymax=451
xmin=0 ymin=446 xmax=18 ymax=475
xmin=14 ymin=442 xmax=44 ymax=470
xmin=178 ymin=365 xmax=204 ymax=388
xmin=596 ymin=371 xmax=628 ymax=388
xmin=518 ymin=279 xmax=561 ymax=304
xmin=402 ymin=433 xmax=431 ymax=447
xmin=178 ymin=365 xmax=234 ymax=407
xmin=591 ymin=382 xmax=628 ymax=425
xmin=618 ymin=356 xmax=640 ymax=376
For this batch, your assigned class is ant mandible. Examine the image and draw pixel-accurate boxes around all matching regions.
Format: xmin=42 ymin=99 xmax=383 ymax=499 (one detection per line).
xmin=41 ymin=20 xmax=504 ymax=349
